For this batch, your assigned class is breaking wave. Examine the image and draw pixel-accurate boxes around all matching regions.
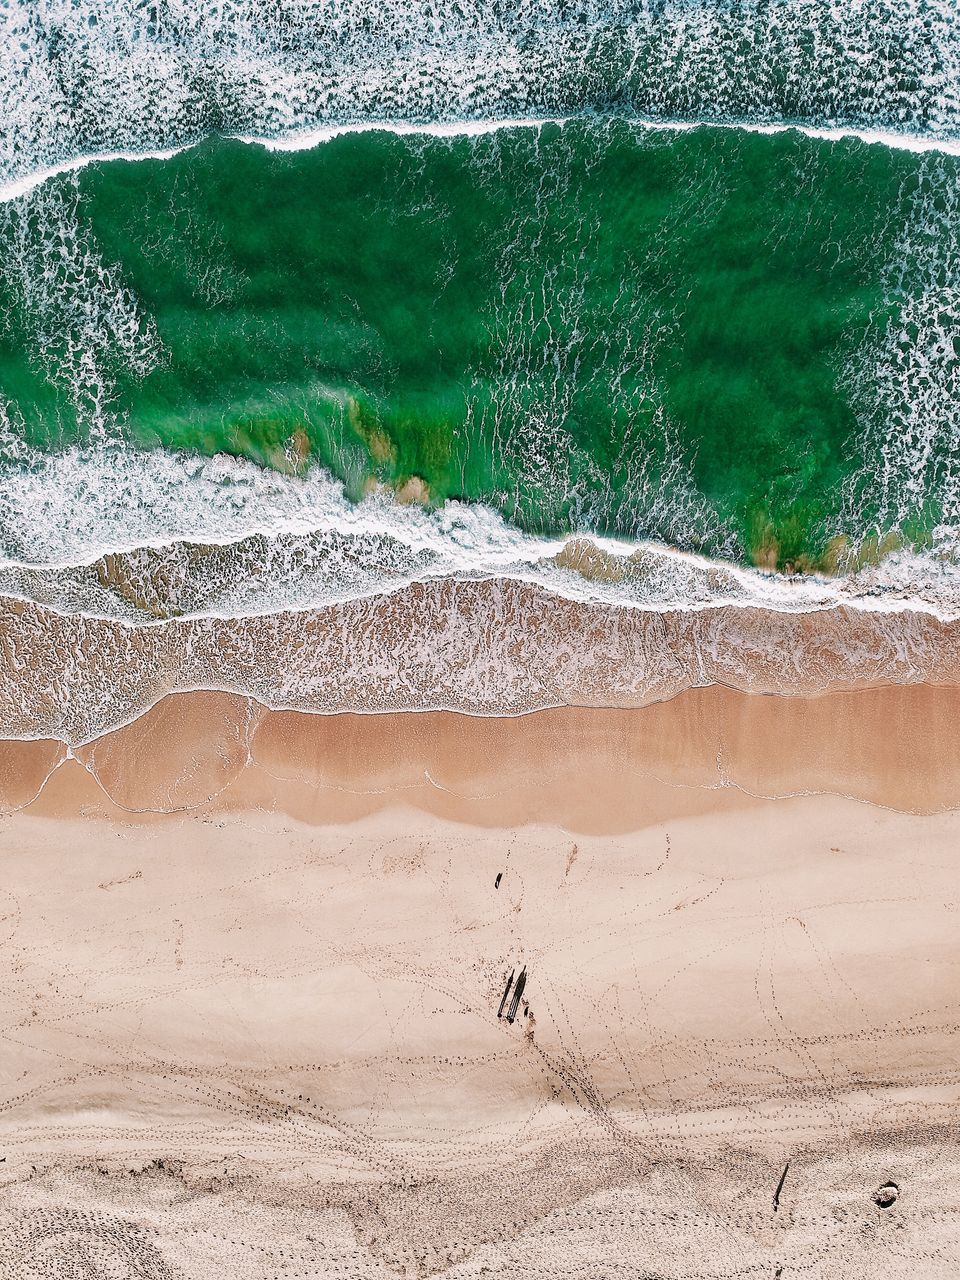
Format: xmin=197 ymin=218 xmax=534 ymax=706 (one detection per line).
xmin=4 ymin=0 xmax=959 ymax=191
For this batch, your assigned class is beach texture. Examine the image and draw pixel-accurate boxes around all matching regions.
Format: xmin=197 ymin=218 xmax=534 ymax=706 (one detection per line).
xmin=2 ymin=690 xmax=960 ymax=1276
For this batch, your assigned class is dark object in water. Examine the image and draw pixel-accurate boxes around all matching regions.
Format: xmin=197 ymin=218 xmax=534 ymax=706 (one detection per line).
xmin=773 ymin=1162 xmax=790 ymax=1213
xmin=497 ymin=969 xmax=516 ymax=1019
xmin=874 ymin=1182 xmax=899 ymax=1209
xmin=495 ymin=872 xmax=502 ymax=888
xmin=507 ymin=967 xmax=527 ymax=1023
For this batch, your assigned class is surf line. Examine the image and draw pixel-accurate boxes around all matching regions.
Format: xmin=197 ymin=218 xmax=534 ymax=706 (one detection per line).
xmin=3 ymin=112 xmax=958 ymax=204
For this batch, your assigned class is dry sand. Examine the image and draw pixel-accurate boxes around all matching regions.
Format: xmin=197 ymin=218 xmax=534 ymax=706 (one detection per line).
xmin=2 ymin=685 xmax=960 ymax=1277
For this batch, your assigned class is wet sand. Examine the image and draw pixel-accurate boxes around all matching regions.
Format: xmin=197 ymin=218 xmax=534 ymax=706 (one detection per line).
xmin=6 ymin=680 xmax=960 ymax=822
xmin=2 ymin=685 xmax=960 ymax=1276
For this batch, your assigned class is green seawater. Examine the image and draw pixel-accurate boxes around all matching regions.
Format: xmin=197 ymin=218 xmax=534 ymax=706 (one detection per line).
xmin=1 ymin=120 xmax=958 ymax=567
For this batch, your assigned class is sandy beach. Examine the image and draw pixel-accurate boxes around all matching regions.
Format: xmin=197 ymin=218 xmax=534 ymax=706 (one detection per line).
xmin=1 ymin=684 xmax=959 ymax=1276
xmin=5 ymin=4 xmax=960 ymax=1274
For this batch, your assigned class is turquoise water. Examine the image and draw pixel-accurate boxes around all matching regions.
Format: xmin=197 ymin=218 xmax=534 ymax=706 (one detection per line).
xmin=1 ymin=121 xmax=958 ymax=567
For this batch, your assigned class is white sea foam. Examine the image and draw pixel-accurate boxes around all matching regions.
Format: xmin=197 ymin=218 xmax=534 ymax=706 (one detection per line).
xmin=3 ymin=115 xmax=960 ymax=207
xmin=2 ymin=0 xmax=958 ymax=193
xmin=840 ymin=152 xmax=960 ymax=555
xmin=0 ymin=442 xmax=959 ymax=627
xmin=4 ymin=568 xmax=960 ymax=745
xmin=249 ymin=116 xmax=960 ymax=159
xmin=0 ymin=145 xmax=189 ymax=205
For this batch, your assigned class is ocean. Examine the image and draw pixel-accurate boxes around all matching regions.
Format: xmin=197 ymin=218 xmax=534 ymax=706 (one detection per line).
xmin=1 ymin=0 xmax=959 ymax=740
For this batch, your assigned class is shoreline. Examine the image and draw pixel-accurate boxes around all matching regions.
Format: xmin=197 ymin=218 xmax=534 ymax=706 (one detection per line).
xmin=9 ymin=583 xmax=960 ymax=740
xmin=5 ymin=680 xmax=960 ymax=823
